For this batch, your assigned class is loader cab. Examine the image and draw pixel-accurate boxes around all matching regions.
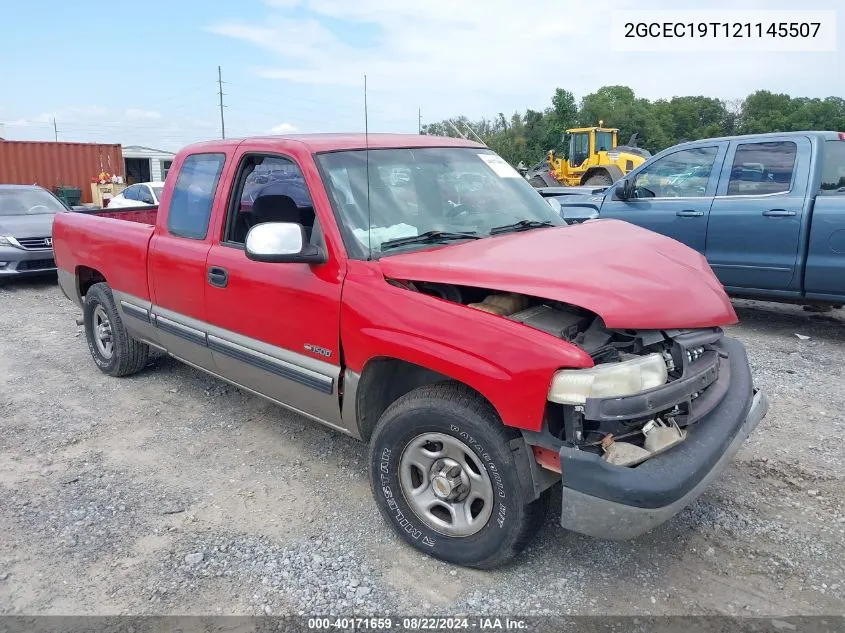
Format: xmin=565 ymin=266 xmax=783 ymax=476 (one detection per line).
xmin=566 ymin=126 xmax=619 ymax=168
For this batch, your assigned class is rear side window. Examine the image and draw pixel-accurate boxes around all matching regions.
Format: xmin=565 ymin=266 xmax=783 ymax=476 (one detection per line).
xmin=726 ymin=141 xmax=797 ymax=196
xmin=820 ymin=140 xmax=845 ymax=194
xmin=168 ymin=153 xmax=226 ymax=239
xmin=123 ymin=186 xmax=138 ymax=201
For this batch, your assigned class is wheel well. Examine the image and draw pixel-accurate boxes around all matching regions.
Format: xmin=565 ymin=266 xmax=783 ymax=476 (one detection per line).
xmin=76 ymin=266 xmax=106 ymax=299
xmin=581 ymin=165 xmax=623 ymax=184
xmin=356 ymin=358 xmax=496 ymax=442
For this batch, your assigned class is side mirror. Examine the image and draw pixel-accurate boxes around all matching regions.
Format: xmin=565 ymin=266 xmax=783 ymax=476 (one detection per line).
xmin=245 ymin=222 xmax=326 ymax=264
xmin=546 ymin=197 xmax=562 ymax=215
xmin=616 ymin=178 xmax=632 ymax=200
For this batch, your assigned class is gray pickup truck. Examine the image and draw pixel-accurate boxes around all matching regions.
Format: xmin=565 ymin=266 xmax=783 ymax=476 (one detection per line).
xmin=546 ymin=131 xmax=845 ymax=308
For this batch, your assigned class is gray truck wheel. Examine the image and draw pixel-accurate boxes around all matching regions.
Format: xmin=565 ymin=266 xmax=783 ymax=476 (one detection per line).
xmin=83 ymin=282 xmax=149 ymax=377
xmin=369 ymin=382 xmax=549 ymax=569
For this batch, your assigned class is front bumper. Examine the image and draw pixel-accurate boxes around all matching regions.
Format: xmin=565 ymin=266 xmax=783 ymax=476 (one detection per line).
xmin=0 ymin=244 xmax=56 ymax=277
xmin=559 ymin=337 xmax=769 ymax=540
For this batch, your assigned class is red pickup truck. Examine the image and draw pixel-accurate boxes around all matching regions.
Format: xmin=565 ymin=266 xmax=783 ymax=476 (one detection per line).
xmin=53 ymin=134 xmax=768 ymax=568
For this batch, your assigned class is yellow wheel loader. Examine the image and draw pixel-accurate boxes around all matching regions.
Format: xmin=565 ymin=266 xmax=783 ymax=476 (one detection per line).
xmin=525 ymin=125 xmax=651 ymax=188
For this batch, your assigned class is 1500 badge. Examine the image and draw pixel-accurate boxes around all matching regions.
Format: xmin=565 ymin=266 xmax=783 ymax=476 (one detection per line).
xmin=304 ymin=343 xmax=332 ymax=358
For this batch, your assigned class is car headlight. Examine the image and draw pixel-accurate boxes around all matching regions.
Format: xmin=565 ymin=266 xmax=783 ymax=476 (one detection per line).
xmin=548 ymin=353 xmax=668 ymax=405
xmin=0 ymin=236 xmax=13 ymax=247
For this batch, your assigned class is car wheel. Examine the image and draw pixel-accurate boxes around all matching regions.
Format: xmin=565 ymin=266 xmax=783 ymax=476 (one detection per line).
xmin=369 ymin=383 xmax=549 ymax=569
xmin=83 ymin=282 xmax=149 ymax=377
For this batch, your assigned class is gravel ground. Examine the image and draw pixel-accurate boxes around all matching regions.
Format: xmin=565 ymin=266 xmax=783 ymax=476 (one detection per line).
xmin=0 ymin=277 xmax=843 ymax=616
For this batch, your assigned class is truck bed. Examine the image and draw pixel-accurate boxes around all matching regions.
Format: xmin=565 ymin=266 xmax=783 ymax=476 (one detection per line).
xmin=53 ymin=208 xmax=157 ymax=303
xmin=73 ymin=205 xmax=158 ymax=225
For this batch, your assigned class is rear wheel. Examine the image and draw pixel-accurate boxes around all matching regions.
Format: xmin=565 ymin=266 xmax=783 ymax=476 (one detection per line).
xmin=369 ymin=383 xmax=549 ymax=569
xmin=583 ymin=171 xmax=614 ymax=186
xmin=83 ymin=282 xmax=149 ymax=377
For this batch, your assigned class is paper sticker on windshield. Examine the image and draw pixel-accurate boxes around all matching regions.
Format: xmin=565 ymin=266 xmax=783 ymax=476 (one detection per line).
xmin=478 ymin=153 xmax=521 ymax=178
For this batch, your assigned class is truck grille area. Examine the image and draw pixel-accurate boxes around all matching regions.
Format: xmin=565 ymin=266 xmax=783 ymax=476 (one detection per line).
xmin=541 ymin=327 xmax=729 ymax=450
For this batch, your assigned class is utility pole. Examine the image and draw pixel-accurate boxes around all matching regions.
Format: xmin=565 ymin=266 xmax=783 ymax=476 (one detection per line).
xmin=52 ymin=117 xmax=58 ymax=142
xmin=217 ymin=65 xmax=226 ymax=139
xmin=418 ymin=108 xmax=422 ymax=134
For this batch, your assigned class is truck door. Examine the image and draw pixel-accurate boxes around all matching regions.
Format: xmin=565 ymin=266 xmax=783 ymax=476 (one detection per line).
xmin=203 ymin=151 xmax=346 ymax=429
xmin=599 ymin=143 xmax=728 ymax=253
xmin=147 ymin=152 xmax=228 ymax=369
xmin=706 ymin=136 xmax=811 ymax=291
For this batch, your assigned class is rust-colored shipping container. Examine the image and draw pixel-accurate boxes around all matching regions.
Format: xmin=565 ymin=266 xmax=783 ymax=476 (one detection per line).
xmin=0 ymin=140 xmax=124 ymax=204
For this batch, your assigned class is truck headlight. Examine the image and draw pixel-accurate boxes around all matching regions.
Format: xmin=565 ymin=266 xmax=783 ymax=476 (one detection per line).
xmin=548 ymin=353 xmax=668 ymax=405
xmin=0 ymin=236 xmax=13 ymax=247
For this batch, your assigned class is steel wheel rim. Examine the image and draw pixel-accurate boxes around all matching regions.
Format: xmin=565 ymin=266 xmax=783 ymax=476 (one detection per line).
xmin=92 ymin=305 xmax=114 ymax=359
xmin=398 ymin=432 xmax=494 ymax=537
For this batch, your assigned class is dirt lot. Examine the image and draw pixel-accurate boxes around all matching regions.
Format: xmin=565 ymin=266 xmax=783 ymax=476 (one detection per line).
xmin=0 ymin=277 xmax=843 ymax=616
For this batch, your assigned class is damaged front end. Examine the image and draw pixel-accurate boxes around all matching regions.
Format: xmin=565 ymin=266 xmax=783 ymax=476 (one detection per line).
xmin=391 ymin=279 xmax=768 ymax=540
xmin=543 ymin=325 xmax=728 ymax=468
xmin=392 ymin=279 xmax=730 ymax=469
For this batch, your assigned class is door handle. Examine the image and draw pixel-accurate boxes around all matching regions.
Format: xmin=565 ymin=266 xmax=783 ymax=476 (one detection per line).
xmin=676 ymin=210 xmax=704 ymax=217
xmin=207 ymin=266 xmax=228 ymax=288
xmin=762 ymin=209 xmax=796 ymax=217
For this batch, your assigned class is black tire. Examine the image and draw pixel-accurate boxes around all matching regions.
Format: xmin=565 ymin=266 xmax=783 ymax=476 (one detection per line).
xmin=83 ymin=282 xmax=149 ymax=377
xmin=528 ymin=175 xmax=548 ymax=188
xmin=582 ymin=172 xmax=614 ymax=186
xmin=369 ymin=383 xmax=550 ymax=569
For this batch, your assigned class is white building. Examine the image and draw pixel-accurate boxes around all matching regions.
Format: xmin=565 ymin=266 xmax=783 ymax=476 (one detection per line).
xmin=122 ymin=145 xmax=175 ymax=184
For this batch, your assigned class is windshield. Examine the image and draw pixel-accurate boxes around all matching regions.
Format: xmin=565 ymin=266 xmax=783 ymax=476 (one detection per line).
xmin=0 ymin=188 xmax=66 ymax=216
xmin=152 ymin=186 xmax=164 ymax=201
xmin=316 ymin=147 xmax=564 ymax=257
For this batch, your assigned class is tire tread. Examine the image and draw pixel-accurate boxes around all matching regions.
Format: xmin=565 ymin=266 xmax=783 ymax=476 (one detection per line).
xmin=85 ymin=282 xmax=149 ymax=377
xmin=372 ymin=381 xmax=549 ymax=569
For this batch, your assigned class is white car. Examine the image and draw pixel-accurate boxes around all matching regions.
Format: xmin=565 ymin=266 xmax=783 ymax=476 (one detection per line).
xmin=106 ymin=182 xmax=165 ymax=208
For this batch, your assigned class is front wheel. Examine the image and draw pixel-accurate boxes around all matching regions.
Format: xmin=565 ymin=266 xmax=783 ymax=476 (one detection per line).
xmin=369 ymin=383 xmax=549 ymax=569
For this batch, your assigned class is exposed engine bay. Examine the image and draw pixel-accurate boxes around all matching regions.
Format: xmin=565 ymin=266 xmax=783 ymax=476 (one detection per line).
xmin=395 ymin=279 xmax=727 ymax=468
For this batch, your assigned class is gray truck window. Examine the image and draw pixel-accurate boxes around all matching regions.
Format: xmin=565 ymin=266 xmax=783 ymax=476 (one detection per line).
xmin=820 ymin=140 xmax=845 ymax=194
xmin=123 ymin=185 xmax=138 ymax=201
xmin=726 ymin=141 xmax=797 ymax=196
xmin=167 ymin=153 xmax=226 ymax=240
xmin=632 ymin=147 xmax=717 ymax=199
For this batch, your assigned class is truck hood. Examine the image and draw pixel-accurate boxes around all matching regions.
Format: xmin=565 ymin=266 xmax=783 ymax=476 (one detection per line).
xmin=378 ymin=219 xmax=737 ymax=330
xmin=0 ymin=213 xmax=57 ymax=239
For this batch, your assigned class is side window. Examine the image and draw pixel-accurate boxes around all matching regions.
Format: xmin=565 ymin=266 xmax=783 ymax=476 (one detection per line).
xmin=633 ymin=147 xmax=718 ymax=199
xmin=820 ymin=140 xmax=845 ymax=194
xmin=123 ymin=185 xmax=138 ymax=201
xmin=225 ymin=155 xmax=317 ymax=246
xmin=726 ymin=141 xmax=797 ymax=196
xmin=167 ymin=153 xmax=226 ymax=240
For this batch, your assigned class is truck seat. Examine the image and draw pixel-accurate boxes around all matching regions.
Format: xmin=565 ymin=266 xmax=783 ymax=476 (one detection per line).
xmin=250 ymin=194 xmax=315 ymax=239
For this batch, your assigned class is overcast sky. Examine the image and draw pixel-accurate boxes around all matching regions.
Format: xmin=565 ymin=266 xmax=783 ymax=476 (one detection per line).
xmin=1 ymin=0 xmax=842 ymax=151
